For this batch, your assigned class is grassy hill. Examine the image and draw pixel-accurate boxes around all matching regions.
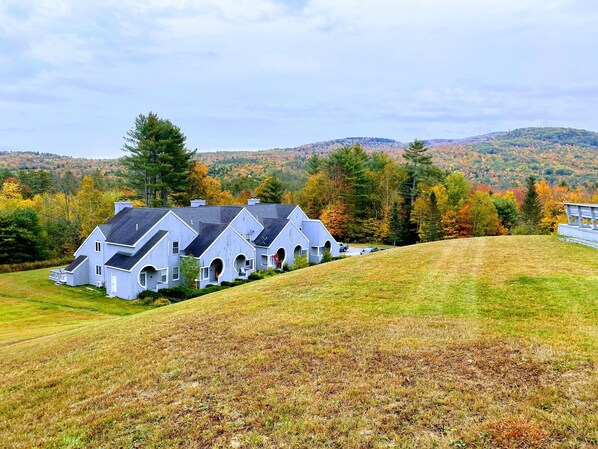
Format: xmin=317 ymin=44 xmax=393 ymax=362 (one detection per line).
xmin=1 ymin=236 xmax=596 ymax=448
xmin=0 ymin=269 xmax=150 ymax=346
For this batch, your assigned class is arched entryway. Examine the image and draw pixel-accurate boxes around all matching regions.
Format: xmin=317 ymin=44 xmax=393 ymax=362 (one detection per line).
xmin=209 ymin=258 xmax=224 ymax=283
xmin=294 ymin=245 xmax=303 ymax=258
xmin=234 ymin=254 xmax=247 ymax=276
xmin=274 ymin=248 xmax=285 ymax=269
xmin=324 ymin=241 xmax=331 ymax=252
xmin=139 ymin=265 xmax=158 ymax=291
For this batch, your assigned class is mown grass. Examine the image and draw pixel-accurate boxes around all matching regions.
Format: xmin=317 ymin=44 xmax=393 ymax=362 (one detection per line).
xmin=0 ymin=268 xmax=150 ymax=345
xmin=0 ymin=236 xmax=597 ymax=448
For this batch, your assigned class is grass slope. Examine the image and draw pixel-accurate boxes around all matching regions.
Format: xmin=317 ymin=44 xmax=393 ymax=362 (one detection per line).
xmin=0 ymin=269 xmax=149 ymax=346
xmin=1 ymin=236 xmax=597 ymax=448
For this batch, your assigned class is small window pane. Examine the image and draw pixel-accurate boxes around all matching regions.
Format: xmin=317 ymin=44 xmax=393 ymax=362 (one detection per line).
xmin=173 ymin=266 xmax=180 ymax=281
xmin=172 ymin=241 xmax=179 ymax=254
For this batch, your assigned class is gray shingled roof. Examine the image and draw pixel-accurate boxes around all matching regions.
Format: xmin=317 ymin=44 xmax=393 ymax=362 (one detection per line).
xmin=170 ymin=206 xmax=242 ymax=230
xmin=245 ymin=204 xmax=296 ymax=223
xmin=253 ymin=218 xmax=289 ymax=247
xmin=184 ymin=223 xmax=228 ymax=257
xmin=105 ymin=230 xmax=168 ymax=271
xmin=104 ymin=208 xmax=169 ymax=245
xmin=64 ymin=255 xmax=87 ymax=272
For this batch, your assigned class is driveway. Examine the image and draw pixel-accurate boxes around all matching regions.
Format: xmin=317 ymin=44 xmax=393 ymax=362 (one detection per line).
xmin=343 ymin=246 xmax=362 ymax=257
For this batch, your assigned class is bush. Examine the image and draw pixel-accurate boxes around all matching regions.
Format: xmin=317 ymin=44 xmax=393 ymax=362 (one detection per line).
xmin=282 ymin=262 xmax=291 ymax=272
xmin=200 ymin=285 xmax=226 ymax=295
xmin=291 ymin=254 xmax=309 ymax=270
xmin=151 ymin=297 xmax=171 ymax=307
xmin=0 ymin=257 xmax=73 ymax=274
xmin=248 ymin=272 xmax=263 ymax=281
xmin=220 ymin=281 xmax=234 ymax=287
xmin=158 ymin=286 xmax=191 ymax=301
xmin=138 ymin=290 xmax=161 ymax=300
xmin=321 ymin=249 xmax=333 ymax=263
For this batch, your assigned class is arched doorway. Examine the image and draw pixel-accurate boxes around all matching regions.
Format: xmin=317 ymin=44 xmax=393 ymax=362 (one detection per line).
xmin=324 ymin=241 xmax=331 ymax=251
xmin=294 ymin=245 xmax=303 ymax=258
xmin=139 ymin=265 xmax=158 ymax=291
xmin=234 ymin=254 xmax=247 ymax=277
xmin=274 ymin=248 xmax=285 ymax=269
xmin=209 ymin=258 xmax=224 ymax=283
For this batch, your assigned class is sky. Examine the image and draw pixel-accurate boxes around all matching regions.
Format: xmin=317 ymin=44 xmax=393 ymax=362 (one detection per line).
xmin=0 ymin=0 xmax=597 ymax=158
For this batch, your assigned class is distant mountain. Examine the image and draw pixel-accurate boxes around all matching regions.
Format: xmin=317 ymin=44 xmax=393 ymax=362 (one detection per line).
xmin=1 ymin=127 xmax=597 ymax=189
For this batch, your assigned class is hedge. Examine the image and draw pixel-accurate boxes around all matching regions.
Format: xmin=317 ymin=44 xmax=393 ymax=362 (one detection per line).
xmin=0 ymin=257 xmax=74 ymax=274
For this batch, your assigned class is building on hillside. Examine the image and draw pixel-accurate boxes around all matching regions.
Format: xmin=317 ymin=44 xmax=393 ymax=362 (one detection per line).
xmin=50 ymin=199 xmax=340 ymax=299
xmin=557 ymin=203 xmax=598 ymax=249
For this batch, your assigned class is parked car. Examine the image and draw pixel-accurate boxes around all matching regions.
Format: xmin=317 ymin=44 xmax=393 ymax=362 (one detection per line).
xmin=338 ymin=242 xmax=349 ymax=252
xmin=360 ymin=246 xmax=379 ymax=255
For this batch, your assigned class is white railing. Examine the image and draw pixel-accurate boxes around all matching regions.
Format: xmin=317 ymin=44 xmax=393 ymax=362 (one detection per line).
xmin=564 ymin=203 xmax=598 ymax=230
xmin=49 ymin=269 xmax=67 ymax=284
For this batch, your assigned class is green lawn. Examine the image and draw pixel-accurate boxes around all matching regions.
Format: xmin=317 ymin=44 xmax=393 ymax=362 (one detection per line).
xmin=0 ymin=268 xmax=149 ymax=345
xmin=0 ymin=236 xmax=597 ymax=448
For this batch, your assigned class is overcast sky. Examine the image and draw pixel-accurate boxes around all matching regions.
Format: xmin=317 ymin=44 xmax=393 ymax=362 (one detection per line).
xmin=1 ymin=0 xmax=597 ymax=158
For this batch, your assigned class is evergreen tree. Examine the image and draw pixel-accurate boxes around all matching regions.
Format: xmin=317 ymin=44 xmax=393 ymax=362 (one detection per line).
xmin=121 ymin=112 xmax=195 ymax=207
xmin=255 ymin=176 xmax=285 ymax=203
xmin=306 ymin=154 xmax=323 ymax=175
xmin=0 ymin=208 xmax=48 ymax=264
xmin=520 ymin=176 xmax=543 ymax=233
xmin=423 ymin=191 xmax=444 ymax=242
xmin=403 ymin=139 xmax=433 ymax=206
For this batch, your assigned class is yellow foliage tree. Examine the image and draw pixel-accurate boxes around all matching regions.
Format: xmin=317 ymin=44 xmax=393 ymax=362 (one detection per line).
xmin=320 ymin=202 xmax=349 ymax=239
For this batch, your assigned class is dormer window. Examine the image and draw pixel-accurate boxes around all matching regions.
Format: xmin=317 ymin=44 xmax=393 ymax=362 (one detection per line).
xmin=95 ymin=241 xmax=101 ymax=252
xmin=172 ymin=241 xmax=179 ymax=254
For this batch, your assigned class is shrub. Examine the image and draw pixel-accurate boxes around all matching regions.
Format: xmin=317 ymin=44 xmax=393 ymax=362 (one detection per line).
xmin=291 ymin=254 xmax=309 ymax=270
xmin=220 ymin=281 xmax=234 ymax=287
xmin=138 ymin=290 xmax=161 ymax=300
xmin=248 ymin=272 xmax=263 ymax=281
xmin=321 ymin=249 xmax=333 ymax=263
xmin=158 ymin=286 xmax=189 ymax=301
xmin=200 ymin=285 xmax=226 ymax=295
xmin=282 ymin=262 xmax=291 ymax=272
xmin=151 ymin=297 xmax=171 ymax=307
xmin=0 ymin=257 xmax=73 ymax=274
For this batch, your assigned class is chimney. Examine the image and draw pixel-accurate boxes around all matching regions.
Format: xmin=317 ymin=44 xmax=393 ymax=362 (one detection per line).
xmin=247 ymin=198 xmax=260 ymax=206
xmin=190 ymin=199 xmax=206 ymax=207
xmin=114 ymin=201 xmax=133 ymax=214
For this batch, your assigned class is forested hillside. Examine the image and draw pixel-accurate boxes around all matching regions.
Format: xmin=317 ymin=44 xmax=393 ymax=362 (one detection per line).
xmin=2 ymin=127 xmax=597 ymax=190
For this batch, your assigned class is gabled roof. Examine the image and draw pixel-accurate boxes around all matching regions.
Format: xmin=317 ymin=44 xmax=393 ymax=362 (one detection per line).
xmin=244 ymin=204 xmax=296 ymax=223
xmin=64 ymin=255 xmax=87 ymax=273
xmin=105 ymin=230 xmax=168 ymax=271
xmin=170 ymin=206 xmax=242 ymax=229
xmin=184 ymin=223 xmax=228 ymax=257
xmin=253 ymin=218 xmax=289 ymax=247
xmin=104 ymin=208 xmax=169 ymax=246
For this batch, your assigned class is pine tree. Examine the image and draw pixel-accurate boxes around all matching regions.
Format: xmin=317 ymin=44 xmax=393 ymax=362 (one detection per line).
xmin=255 ymin=176 xmax=285 ymax=203
xmin=121 ymin=112 xmax=195 ymax=207
xmin=520 ymin=176 xmax=543 ymax=233
xmin=423 ymin=191 xmax=444 ymax=242
xmin=403 ymin=139 xmax=433 ymax=207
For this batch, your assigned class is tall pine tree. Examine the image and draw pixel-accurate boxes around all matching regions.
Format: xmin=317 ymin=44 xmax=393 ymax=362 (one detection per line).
xmin=121 ymin=112 xmax=195 ymax=207
xmin=520 ymin=176 xmax=543 ymax=234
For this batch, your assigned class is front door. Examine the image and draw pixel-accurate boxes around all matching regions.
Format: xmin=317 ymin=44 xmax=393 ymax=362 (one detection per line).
xmin=111 ymin=274 xmax=117 ymax=296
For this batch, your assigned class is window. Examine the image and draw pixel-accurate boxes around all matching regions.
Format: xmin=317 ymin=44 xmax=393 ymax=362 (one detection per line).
xmin=172 ymin=266 xmax=180 ymax=281
xmin=261 ymin=255 xmax=269 ymax=266
xmin=95 ymin=241 xmax=101 ymax=252
xmin=200 ymin=267 xmax=209 ymax=280
xmin=245 ymin=233 xmax=251 ymax=241
xmin=160 ymin=269 xmax=168 ymax=284
xmin=95 ymin=265 xmax=102 ymax=276
xmin=140 ymin=272 xmax=146 ymax=287
xmin=172 ymin=241 xmax=179 ymax=254
xmin=245 ymin=259 xmax=254 ymax=270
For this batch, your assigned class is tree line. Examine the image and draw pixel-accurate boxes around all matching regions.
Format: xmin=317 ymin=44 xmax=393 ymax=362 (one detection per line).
xmin=0 ymin=112 xmax=596 ymax=265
